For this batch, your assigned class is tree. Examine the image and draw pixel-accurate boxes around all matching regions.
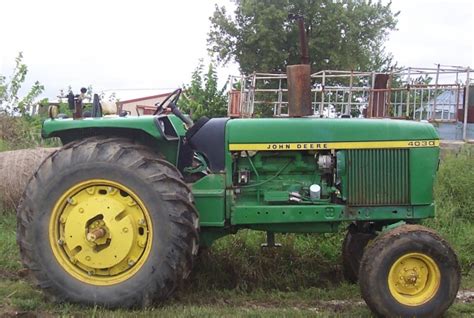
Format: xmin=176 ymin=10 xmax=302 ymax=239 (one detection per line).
xmin=208 ymin=0 xmax=398 ymax=74
xmin=0 ymin=52 xmax=44 ymax=115
xmin=180 ymin=61 xmax=228 ymax=119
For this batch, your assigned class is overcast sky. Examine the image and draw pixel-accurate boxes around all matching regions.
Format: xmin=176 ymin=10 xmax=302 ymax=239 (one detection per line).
xmin=0 ymin=0 xmax=473 ymax=100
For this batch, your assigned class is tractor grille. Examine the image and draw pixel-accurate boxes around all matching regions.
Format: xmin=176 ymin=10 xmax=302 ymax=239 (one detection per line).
xmin=346 ymin=149 xmax=410 ymax=206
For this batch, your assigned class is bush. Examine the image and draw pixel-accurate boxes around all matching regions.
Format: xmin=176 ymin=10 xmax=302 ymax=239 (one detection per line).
xmin=426 ymin=145 xmax=474 ymax=271
xmin=0 ymin=115 xmax=60 ymax=152
xmin=0 ymin=115 xmax=41 ymax=150
xmin=435 ymin=145 xmax=474 ymax=219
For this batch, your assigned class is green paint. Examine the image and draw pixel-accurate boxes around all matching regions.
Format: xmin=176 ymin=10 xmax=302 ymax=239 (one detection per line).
xmin=168 ymin=115 xmax=188 ymax=136
xmin=226 ymin=118 xmax=438 ymax=144
xmin=231 ymin=205 xmax=431 ymax=227
xmin=263 ymin=191 xmax=290 ymax=203
xmin=41 ymin=114 xmax=441 ymax=248
xmin=410 ymin=148 xmax=439 ymax=205
xmin=413 ymin=204 xmax=435 ymax=218
xmin=382 ymin=220 xmax=407 ymax=232
xmin=42 ymin=116 xmax=166 ymax=139
xmin=192 ymin=174 xmax=226 ymax=227
xmin=231 ymin=205 xmax=346 ymax=224
xmin=246 ymin=222 xmax=340 ymax=233
xmin=42 ymin=115 xmax=183 ymax=164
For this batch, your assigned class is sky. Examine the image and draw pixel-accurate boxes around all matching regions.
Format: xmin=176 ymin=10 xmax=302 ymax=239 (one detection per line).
xmin=386 ymin=0 xmax=473 ymax=69
xmin=0 ymin=0 xmax=473 ymax=101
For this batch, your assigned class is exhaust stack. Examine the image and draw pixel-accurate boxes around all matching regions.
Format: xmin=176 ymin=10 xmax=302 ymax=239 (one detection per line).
xmin=287 ymin=14 xmax=312 ymax=117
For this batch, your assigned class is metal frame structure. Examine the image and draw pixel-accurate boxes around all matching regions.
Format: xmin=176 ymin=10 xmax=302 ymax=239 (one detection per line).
xmin=228 ymin=65 xmax=473 ymax=141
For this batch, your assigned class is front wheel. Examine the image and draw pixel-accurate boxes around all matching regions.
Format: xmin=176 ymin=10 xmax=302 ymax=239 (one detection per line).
xmin=359 ymin=224 xmax=460 ymax=318
xmin=17 ymin=138 xmax=199 ymax=308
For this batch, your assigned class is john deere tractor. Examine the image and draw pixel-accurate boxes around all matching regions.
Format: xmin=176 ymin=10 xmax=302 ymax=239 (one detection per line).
xmin=16 ymin=84 xmax=460 ymax=317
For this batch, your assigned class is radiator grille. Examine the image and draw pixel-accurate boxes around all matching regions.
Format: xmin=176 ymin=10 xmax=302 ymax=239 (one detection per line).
xmin=346 ymin=149 xmax=410 ymax=205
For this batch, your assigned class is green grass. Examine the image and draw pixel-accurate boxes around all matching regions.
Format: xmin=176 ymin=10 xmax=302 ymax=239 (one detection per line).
xmin=189 ymin=230 xmax=345 ymax=292
xmin=1 ymin=210 xmax=473 ymax=316
xmin=0 ymin=146 xmax=473 ymax=316
xmin=0 ymin=139 xmax=11 ymax=152
xmin=0 ymin=213 xmax=21 ymax=271
xmin=427 ymin=145 xmax=474 ymax=272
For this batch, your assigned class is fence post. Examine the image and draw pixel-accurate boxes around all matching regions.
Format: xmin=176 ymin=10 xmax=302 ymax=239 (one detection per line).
xmin=433 ymin=64 xmax=440 ymax=120
xmin=406 ymin=67 xmax=411 ymax=117
xmin=347 ymin=70 xmax=353 ymax=115
xmin=385 ymin=68 xmax=393 ymax=117
xmin=369 ymin=72 xmax=375 ymax=117
xmin=320 ymin=71 xmax=326 ymax=115
xmin=463 ymin=68 xmax=470 ymax=141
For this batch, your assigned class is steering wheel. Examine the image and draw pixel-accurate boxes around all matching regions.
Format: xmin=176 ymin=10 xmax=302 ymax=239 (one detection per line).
xmin=153 ymin=88 xmax=182 ymax=115
xmin=153 ymin=88 xmax=193 ymax=126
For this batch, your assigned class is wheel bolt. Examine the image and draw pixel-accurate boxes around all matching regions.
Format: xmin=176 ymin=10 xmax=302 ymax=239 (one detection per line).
xmin=85 ymin=256 xmax=91 ymax=261
xmin=123 ymin=227 xmax=129 ymax=233
xmin=128 ymin=259 xmax=135 ymax=266
xmin=69 ymin=257 xmax=76 ymax=264
xmin=79 ymin=208 xmax=84 ymax=214
xmin=57 ymin=239 xmax=64 ymax=245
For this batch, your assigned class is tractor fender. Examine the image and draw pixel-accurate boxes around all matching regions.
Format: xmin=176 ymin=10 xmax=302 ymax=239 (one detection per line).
xmin=42 ymin=115 xmax=184 ymax=164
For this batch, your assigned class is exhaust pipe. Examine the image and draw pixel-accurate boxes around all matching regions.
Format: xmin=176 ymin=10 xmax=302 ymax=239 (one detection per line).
xmin=287 ymin=14 xmax=312 ymax=117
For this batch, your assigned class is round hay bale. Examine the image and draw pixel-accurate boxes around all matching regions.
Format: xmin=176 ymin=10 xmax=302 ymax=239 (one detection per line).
xmin=0 ymin=147 xmax=58 ymax=211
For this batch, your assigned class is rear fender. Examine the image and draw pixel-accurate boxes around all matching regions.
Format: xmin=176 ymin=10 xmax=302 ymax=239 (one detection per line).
xmin=42 ymin=115 xmax=184 ymax=164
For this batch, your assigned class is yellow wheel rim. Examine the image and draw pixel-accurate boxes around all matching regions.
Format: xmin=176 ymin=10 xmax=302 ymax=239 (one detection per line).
xmin=388 ymin=252 xmax=441 ymax=306
xmin=49 ymin=179 xmax=153 ymax=285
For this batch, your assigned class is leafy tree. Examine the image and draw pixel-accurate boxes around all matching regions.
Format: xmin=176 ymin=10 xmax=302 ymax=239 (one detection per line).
xmin=0 ymin=52 xmax=44 ymax=115
xmin=208 ymin=0 xmax=399 ymax=74
xmin=180 ymin=61 xmax=228 ymax=119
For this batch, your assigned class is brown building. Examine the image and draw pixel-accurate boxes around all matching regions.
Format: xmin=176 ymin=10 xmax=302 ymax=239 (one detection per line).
xmin=117 ymin=92 xmax=171 ymax=116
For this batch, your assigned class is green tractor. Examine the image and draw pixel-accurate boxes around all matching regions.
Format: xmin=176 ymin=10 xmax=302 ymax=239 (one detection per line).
xmin=17 ymin=85 xmax=460 ymax=317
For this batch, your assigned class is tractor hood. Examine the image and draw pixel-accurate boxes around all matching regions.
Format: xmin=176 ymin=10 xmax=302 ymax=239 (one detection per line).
xmin=226 ymin=118 xmax=439 ymax=150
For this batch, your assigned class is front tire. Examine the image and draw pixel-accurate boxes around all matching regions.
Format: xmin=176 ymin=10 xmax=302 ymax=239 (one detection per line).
xmin=17 ymin=138 xmax=199 ymax=308
xmin=359 ymin=224 xmax=460 ymax=318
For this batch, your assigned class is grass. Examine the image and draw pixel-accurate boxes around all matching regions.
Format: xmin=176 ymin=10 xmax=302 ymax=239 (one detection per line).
xmin=426 ymin=145 xmax=474 ymax=275
xmin=0 ymin=214 xmax=21 ymax=271
xmin=0 ymin=145 xmax=473 ymax=316
xmin=1 ymin=210 xmax=473 ymax=316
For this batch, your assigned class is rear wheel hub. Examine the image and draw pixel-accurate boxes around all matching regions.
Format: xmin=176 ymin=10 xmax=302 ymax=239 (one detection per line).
xmin=49 ymin=180 xmax=153 ymax=285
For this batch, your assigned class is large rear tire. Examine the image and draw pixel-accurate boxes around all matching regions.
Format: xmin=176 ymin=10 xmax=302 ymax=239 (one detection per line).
xmin=17 ymin=138 xmax=199 ymax=308
xmin=359 ymin=224 xmax=460 ymax=318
